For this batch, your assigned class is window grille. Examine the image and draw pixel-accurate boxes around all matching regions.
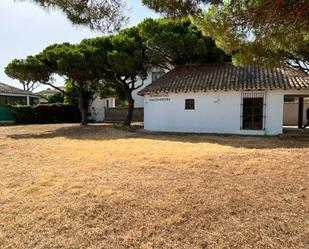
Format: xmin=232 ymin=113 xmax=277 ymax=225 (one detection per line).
xmin=240 ymin=92 xmax=266 ymax=130
xmin=185 ymin=99 xmax=195 ymax=110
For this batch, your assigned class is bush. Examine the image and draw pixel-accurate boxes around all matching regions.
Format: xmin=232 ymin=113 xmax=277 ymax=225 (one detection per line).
xmin=11 ymin=104 xmax=81 ymax=124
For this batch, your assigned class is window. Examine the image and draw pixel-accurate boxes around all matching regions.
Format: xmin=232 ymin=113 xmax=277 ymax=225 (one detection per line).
xmin=185 ymin=99 xmax=195 ymax=110
xmin=242 ymin=97 xmax=264 ymax=130
xmin=106 ymin=99 xmax=110 ymax=108
xmin=0 ymin=96 xmax=27 ymax=105
xmin=0 ymin=96 xmax=6 ymax=104
xmin=152 ymin=72 xmax=165 ymax=82
xmin=30 ymin=97 xmax=39 ymax=106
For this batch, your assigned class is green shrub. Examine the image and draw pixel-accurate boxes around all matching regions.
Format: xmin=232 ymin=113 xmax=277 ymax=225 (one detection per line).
xmin=11 ymin=104 xmax=81 ymax=124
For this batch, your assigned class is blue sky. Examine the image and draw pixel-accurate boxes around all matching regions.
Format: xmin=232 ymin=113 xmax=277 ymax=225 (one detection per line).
xmin=0 ymin=0 xmax=158 ymax=90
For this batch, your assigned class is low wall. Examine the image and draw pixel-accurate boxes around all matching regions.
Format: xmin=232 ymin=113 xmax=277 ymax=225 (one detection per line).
xmin=283 ymin=103 xmax=309 ymax=126
xmin=104 ymin=108 xmax=144 ymax=122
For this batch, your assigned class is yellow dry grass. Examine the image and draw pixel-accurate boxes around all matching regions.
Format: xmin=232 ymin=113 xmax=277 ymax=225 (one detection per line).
xmin=0 ymin=124 xmax=308 ymax=249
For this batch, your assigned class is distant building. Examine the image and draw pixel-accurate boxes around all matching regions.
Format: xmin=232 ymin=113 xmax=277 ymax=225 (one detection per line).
xmin=0 ymin=82 xmax=39 ymax=122
xmin=37 ymin=87 xmax=65 ymax=104
xmin=89 ymin=94 xmax=116 ymax=122
xmin=0 ymin=82 xmax=39 ymax=106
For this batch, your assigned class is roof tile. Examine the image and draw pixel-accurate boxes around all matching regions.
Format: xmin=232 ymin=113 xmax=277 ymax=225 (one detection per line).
xmin=139 ymin=63 xmax=309 ymax=95
xmin=0 ymin=82 xmax=37 ymax=96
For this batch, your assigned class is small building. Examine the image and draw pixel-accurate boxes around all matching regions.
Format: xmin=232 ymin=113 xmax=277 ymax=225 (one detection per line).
xmin=139 ymin=63 xmax=309 ymax=135
xmin=37 ymin=87 xmax=65 ymax=104
xmin=0 ymin=82 xmax=39 ymax=105
xmin=0 ymin=82 xmax=39 ymax=122
xmin=89 ymin=94 xmax=116 ymax=122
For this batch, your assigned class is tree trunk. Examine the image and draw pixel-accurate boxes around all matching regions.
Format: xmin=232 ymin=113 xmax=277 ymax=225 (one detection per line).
xmin=124 ymin=94 xmax=134 ymax=126
xmin=78 ymin=92 xmax=88 ymax=126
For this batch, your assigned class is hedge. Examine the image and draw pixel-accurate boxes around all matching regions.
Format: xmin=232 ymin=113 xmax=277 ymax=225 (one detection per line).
xmin=11 ymin=104 xmax=81 ymax=124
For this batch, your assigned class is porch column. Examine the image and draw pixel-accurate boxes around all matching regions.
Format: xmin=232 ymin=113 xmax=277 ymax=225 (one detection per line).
xmin=26 ymin=96 xmax=30 ymax=106
xmin=298 ymin=97 xmax=304 ymax=128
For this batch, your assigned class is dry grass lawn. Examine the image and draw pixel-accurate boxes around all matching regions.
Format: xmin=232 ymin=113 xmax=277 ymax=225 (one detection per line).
xmin=0 ymin=124 xmax=308 ymax=249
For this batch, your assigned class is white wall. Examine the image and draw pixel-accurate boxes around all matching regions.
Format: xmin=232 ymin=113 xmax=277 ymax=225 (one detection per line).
xmin=132 ymin=72 xmax=152 ymax=108
xmin=144 ymin=89 xmax=309 ymax=135
xmin=89 ymin=95 xmax=116 ymax=122
xmin=284 ymin=102 xmax=309 ymax=126
xmin=144 ymin=92 xmax=243 ymax=134
xmin=264 ymin=91 xmax=284 ymax=135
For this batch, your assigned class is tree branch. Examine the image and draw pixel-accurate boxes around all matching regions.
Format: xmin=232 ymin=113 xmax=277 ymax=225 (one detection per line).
xmin=41 ymin=82 xmax=65 ymax=94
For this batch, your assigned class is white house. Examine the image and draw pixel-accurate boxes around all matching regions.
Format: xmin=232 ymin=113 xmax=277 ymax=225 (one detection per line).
xmin=139 ymin=63 xmax=309 ymax=135
xmin=89 ymin=94 xmax=116 ymax=122
xmin=132 ymin=68 xmax=167 ymax=107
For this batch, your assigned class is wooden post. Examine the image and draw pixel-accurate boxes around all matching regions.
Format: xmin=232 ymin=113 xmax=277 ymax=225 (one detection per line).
xmin=298 ymin=97 xmax=304 ymax=128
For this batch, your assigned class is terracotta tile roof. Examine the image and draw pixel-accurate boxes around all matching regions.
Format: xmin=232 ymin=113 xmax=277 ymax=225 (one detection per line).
xmin=138 ymin=63 xmax=309 ymax=95
xmin=37 ymin=87 xmax=64 ymax=96
xmin=0 ymin=82 xmax=38 ymax=96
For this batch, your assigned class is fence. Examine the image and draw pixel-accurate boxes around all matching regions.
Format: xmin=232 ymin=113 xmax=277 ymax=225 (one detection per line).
xmin=283 ymin=103 xmax=309 ymax=126
xmin=104 ymin=108 xmax=144 ymax=122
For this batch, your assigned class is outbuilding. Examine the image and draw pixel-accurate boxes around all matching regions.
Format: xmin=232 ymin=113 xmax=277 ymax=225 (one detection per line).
xmin=139 ymin=63 xmax=309 ymax=135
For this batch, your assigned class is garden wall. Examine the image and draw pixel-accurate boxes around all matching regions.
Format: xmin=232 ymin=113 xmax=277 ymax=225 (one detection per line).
xmin=104 ymin=108 xmax=144 ymax=122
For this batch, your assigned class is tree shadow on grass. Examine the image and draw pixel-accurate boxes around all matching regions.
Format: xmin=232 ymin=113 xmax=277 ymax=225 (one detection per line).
xmin=7 ymin=124 xmax=138 ymax=140
xmin=6 ymin=123 xmax=309 ymax=149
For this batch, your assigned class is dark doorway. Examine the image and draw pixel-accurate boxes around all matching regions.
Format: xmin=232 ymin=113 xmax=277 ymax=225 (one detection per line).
xmin=242 ymin=98 xmax=264 ymax=130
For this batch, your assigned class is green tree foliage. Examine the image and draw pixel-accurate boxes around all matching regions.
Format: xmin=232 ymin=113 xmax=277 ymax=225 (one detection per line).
xmin=104 ymin=27 xmax=150 ymax=126
xmin=142 ymin=0 xmax=218 ymax=18
xmin=22 ymin=0 xmax=127 ymax=31
xmin=96 ymin=82 xmax=128 ymax=107
xmin=6 ymin=41 xmax=110 ymax=125
xmin=138 ymin=18 xmax=230 ymax=69
xmin=70 ymin=28 xmax=150 ymax=126
xmin=143 ymin=0 xmax=309 ymax=72
xmin=198 ymin=1 xmax=309 ymax=71
xmin=37 ymin=42 xmax=110 ymax=125
xmin=63 ymin=80 xmax=79 ymax=105
xmin=45 ymin=92 xmax=64 ymax=104
xmin=63 ymin=80 xmax=96 ymax=108
xmin=5 ymin=56 xmax=52 ymax=91
xmin=6 ymin=31 xmax=147 ymax=126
